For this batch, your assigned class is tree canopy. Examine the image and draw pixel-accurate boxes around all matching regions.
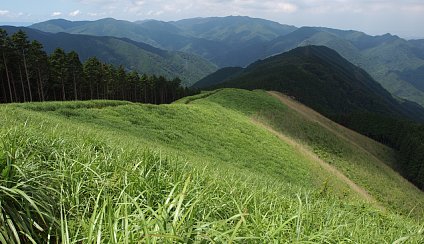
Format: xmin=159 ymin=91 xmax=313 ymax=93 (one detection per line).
xmin=0 ymin=28 xmax=197 ymax=104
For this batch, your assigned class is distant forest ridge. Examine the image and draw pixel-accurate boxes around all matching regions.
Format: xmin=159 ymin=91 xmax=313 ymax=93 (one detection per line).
xmin=29 ymin=16 xmax=424 ymax=106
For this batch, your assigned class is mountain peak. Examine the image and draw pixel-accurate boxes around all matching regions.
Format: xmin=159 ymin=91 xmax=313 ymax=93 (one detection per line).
xmin=96 ymin=17 xmax=118 ymax=22
xmin=195 ymin=45 xmax=424 ymax=121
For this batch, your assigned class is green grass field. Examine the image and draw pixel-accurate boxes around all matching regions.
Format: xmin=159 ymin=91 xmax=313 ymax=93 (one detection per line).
xmin=1 ymin=89 xmax=423 ymax=243
xmin=195 ymin=89 xmax=424 ymax=218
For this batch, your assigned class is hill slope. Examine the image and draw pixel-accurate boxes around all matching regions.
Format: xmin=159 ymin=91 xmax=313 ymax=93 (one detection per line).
xmin=1 ymin=89 xmax=423 ymax=242
xmin=197 ymin=45 xmax=424 ymax=122
xmin=1 ymin=26 xmax=217 ymax=86
xmin=192 ymin=89 xmax=424 ymax=215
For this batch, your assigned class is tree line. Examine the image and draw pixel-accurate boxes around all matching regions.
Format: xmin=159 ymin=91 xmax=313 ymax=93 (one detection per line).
xmin=339 ymin=113 xmax=424 ymax=190
xmin=0 ymin=28 xmax=198 ymax=104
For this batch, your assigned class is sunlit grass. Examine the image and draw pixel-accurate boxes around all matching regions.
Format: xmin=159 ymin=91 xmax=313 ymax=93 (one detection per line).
xmin=197 ymin=89 xmax=424 ymax=218
xmin=1 ymin=89 xmax=423 ymax=243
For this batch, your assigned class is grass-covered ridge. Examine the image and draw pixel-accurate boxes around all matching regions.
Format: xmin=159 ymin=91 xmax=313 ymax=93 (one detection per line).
xmin=197 ymin=89 xmax=424 ymax=217
xmin=1 ymin=89 xmax=423 ymax=242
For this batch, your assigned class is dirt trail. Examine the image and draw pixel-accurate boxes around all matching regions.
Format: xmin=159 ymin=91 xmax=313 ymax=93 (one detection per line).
xmin=268 ymin=91 xmax=370 ymax=152
xmin=262 ymin=91 xmax=392 ymax=208
xmin=267 ymin=91 xmax=404 ymax=177
xmin=251 ymin=118 xmax=379 ymax=205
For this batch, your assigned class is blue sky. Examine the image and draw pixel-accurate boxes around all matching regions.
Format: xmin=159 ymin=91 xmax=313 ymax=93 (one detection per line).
xmin=1 ymin=0 xmax=423 ymax=38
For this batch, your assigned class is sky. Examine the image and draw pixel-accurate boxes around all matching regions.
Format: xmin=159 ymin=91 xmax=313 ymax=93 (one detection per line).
xmin=0 ymin=0 xmax=423 ymax=39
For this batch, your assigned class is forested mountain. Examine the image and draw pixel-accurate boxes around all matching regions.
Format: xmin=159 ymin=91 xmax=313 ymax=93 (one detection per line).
xmin=0 ymin=28 xmax=198 ymax=104
xmin=227 ymin=27 xmax=424 ymax=106
xmin=192 ymin=67 xmax=243 ymax=89
xmin=32 ymin=16 xmax=295 ymax=47
xmin=31 ymin=17 xmax=424 ymax=106
xmin=1 ymin=26 xmax=217 ymax=86
xmin=197 ymin=45 xmax=424 ymax=120
xmin=30 ymin=16 xmax=296 ymax=67
xmin=195 ymin=45 xmax=424 ymax=190
xmin=172 ymin=16 xmax=296 ymax=46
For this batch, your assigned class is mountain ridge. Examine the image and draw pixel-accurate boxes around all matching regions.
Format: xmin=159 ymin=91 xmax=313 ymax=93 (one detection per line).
xmin=30 ymin=16 xmax=298 ymax=67
xmin=195 ymin=45 xmax=424 ymax=122
xmin=29 ymin=16 xmax=424 ymax=106
xmin=1 ymin=26 xmax=217 ymax=86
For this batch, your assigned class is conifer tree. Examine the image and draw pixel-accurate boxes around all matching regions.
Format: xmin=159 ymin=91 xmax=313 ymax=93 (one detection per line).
xmin=12 ymin=30 xmax=32 ymax=101
xmin=0 ymin=29 xmax=13 ymax=102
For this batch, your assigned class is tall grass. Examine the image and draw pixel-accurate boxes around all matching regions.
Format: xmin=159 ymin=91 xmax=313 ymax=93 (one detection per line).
xmin=1 ymin=93 xmax=424 ymax=242
xmin=0 ymin=121 xmax=422 ymax=243
xmin=197 ymin=89 xmax=424 ymax=218
xmin=0 ymin=126 xmax=58 ymax=243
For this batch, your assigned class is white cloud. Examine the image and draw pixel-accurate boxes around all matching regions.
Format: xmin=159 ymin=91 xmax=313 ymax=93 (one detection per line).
xmin=52 ymin=12 xmax=62 ymax=17
xmin=0 ymin=10 xmax=10 ymax=16
xmin=120 ymin=0 xmax=300 ymax=18
xmin=146 ymin=10 xmax=164 ymax=16
xmin=67 ymin=0 xmax=424 ymax=18
xmin=69 ymin=10 xmax=81 ymax=17
xmin=299 ymin=0 xmax=424 ymax=14
xmin=87 ymin=12 xmax=107 ymax=17
xmin=401 ymin=4 xmax=424 ymax=13
xmin=132 ymin=0 xmax=146 ymax=6
xmin=272 ymin=2 xmax=298 ymax=13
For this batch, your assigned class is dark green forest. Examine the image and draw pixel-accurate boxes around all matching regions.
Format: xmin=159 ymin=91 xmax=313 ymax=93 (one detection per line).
xmin=339 ymin=113 xmax=424 ymax=190
xmin=0 ymin=29 xmax=197 ymax=104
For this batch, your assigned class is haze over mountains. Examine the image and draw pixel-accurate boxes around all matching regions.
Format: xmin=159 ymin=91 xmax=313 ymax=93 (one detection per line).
xmin=28 ymin=16 xmax=424 ymax=106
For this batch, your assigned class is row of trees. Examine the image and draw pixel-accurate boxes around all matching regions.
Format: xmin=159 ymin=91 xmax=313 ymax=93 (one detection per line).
xmin=339 ymin=113 xmax=424 ymax=190
xmin=0 ymin=29 xmax=197 ymax=104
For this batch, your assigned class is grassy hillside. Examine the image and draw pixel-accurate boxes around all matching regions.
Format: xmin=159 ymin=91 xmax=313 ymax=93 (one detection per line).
xmin=1 ymin=26 xmax=217 ymax=86
xmin=198 ymin=89 xmax=424 ymax=217
xmin=1 ymin=89 xmax=423 ymax=242
xmin=198 ymin=46 xmax=424 ymax=190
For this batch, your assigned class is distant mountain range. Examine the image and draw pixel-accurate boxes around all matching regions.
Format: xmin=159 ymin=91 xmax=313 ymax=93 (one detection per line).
xmin=195 ymin=45 xmax=424 ymax=122
xmin=244 ymin=27 xmax=424 ymax=107
xmin=30 ymin=17 xmax=296 ymax=67
xmin=1 ymin=26 xmax=217 ymax=86
xmin=25 ymin=16 xmax=424 ymax=105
